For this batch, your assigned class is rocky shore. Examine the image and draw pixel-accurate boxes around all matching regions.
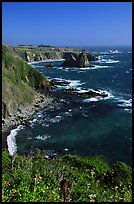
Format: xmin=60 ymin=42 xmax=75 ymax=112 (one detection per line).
xmin=2 ymin=94 xmax=54 ymax=134
xmin=2 ymin=79 xmax=109 ymax=135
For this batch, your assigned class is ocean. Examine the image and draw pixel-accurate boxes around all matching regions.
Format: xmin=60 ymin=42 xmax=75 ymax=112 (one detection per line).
xmin=6 ymin=46 xmax=132 ymax=165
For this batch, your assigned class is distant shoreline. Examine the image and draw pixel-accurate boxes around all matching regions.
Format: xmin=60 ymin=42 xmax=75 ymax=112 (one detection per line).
xmin=27 ymin=58 xmax=65 ymax=65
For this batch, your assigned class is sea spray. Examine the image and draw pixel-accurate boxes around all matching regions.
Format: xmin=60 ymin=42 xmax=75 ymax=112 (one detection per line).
xmin=7 ymin=125 xmax=24 ymax=156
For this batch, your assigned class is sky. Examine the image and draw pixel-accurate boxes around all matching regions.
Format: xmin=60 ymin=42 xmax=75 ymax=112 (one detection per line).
xmin=2 ymin=2 xmax=132 ymax=47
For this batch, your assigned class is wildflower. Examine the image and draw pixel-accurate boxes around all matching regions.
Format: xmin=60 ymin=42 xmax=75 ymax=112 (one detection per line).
xmin=34 ymin=175 xmax=42 ymax=183
xmin=4 ymin=180 xmax=8 ymax=186
xmin=41 ymin=188 xmax=45 ymax=193
xmin=34 ymin=177 xmax=38 ymax=183
xmin=87 ymin=184 xmax=91 ymax=188
xmin=91 ymin=170 xmax=95 ymax=177
xmin=12 ymin=189 xmax=17 ymax=194
xmin=114 ymin=186 xmax=119 ymax=191
xmin=89 ymin=193 xmax=96 ymax=201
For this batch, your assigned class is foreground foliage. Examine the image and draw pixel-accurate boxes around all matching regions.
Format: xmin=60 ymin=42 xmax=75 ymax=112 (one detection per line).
xmin=2 ymin=149 xmax=132 ymax=202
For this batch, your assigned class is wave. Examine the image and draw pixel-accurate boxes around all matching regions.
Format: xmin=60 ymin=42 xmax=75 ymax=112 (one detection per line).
xmin=64 ymin=111 xmax=73 ymax=117
xmin=124 ymin=109 xmax=132 ymax=113
xmin=35 ymin=134 xmax=50 ymax=141
xmin=56 ymin=67 xmax=64 ymax=70
xmin=91 ymin=65 xmax=110 ymax=69
xmin=83 ymin=97 xmax=100 ymax=102
xmin=67 ymin=65 xmax=111 ymax=72
xmin=40 ymin=111 xmax=73 ymax=127
xmin=100 ymin=50 xmax=122 ymax=55
xmin=50 ymin=115 xmax=62 ymax=123
xmin=37 ymin=65 xmax=44 ymax=68
xmin=77 ymin=88 xmax=114 ymax=102
xmin=95 ymin=58 xmax=119 ymax=64
xmin=51 ymin=78 xmax=85 ymax=89
xmin=117 ymin=98 xmax=132 ymax=108
xmin=105 ymin=59 xmax=119 ymax=63
xmin=7 ymin=125 xmax=24 ymax=156
xmin=66 ymin=80 xmax=85 ymax=89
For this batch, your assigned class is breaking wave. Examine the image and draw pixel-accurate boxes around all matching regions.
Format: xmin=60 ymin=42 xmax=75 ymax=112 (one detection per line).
xmin=7 ymin=125 xmax=24 ymax=156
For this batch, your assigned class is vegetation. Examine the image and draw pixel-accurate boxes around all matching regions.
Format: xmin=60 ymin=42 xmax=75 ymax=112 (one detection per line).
xmin=2 ymin=45 xmax=49 ymax=90
xmin=2 ymin=45 xmax=50 ymax=118
xmin=2 ymin=45 xmax=132 ymax=202
xmin=11 ymin=45 xmax=82 ymax=62
xmin=2 ymin=149 xmax=132 ymax=202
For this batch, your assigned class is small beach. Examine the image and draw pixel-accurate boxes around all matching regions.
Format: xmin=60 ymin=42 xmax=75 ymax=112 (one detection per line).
xmin=27 ymin=58 xmax=65 ymax=65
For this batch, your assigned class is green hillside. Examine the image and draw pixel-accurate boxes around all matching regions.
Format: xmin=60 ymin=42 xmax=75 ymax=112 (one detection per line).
xmin=2 ymin=45 xmax=50 ymax=119
xmin=10 ymin=45 xmax=81 ymax=62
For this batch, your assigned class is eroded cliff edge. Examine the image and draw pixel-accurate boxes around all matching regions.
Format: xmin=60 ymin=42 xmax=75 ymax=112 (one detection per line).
xmin=11 ymin=45 xmax=98 ymax=68
xmin=2 ymin=45 xmax=53 ymax=132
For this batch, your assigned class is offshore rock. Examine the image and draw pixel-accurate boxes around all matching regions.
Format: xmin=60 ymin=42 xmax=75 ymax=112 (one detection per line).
xmin=59 ymin=88 xmax=108 ymax=99
xmin=62 ymin=51 xmax=94 ymax=68
xmin=77 ymin=51 xmax=90 ymax=67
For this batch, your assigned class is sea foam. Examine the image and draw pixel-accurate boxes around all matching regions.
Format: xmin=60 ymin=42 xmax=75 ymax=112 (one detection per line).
xmin=117 ymin=99 xmax=132 ymax=108
xmin=28 ymin=59 xmax=65 ymax=65
xmin=7 ymin=125 xmax=24 ymax=156
xmin=52 ymin=77 xmax=85 ymax=89
xmin=82 ymin=89 xmax=114 ymax=102
xmin=35 ymin=134 xmax=50 ymax=141
xmin=100 ymin=50 xmax=122 ymax=55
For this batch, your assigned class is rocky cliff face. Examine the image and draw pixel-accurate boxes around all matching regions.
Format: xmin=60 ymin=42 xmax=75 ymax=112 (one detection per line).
xmin=62 ymin=51 xmax=95 ymax=68
xmin=77 ymin=52 xmax=90 ymax=67
xmin=24 ymin=51 xmax=63 ymax=62
xmin=25 ymin=52 xmax=45 ymax=62
xmin=13 ymin=46 xmax=98 ymax=66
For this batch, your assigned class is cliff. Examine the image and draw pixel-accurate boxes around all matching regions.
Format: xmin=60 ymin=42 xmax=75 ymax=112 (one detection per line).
xmin=61 ymin=51 xmax=97 ymax=68
xmin=11 ymin=45 xmax=98 ymax=68
xmin=2 ymin=45 xmax=51 ymax=120
xmin=10 ymin=45 xmax=76 ymax=62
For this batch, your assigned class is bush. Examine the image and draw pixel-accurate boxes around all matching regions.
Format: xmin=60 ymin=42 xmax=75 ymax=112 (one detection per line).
xmin=2 ymin=149 xmax=132 ymax=202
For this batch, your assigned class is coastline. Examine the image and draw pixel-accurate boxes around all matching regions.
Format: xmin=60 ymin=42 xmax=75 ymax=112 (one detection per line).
xmin=27 ymin=58 xmax=65 ymax=65
xmin=2 ymin=94 xmax=54 ymax=136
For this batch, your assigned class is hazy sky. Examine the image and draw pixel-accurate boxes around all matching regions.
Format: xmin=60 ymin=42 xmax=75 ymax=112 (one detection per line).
xmin=2 ymin=2 xmax=132 ymax=47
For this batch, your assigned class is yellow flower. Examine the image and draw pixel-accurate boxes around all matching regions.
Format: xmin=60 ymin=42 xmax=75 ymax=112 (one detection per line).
xmin=34 ymin=175 xmax=42 ymax=183
xmin=41 ymin=188 xmax=45 ymax=193
xmin=12 ymin=189 xmax=17 ymax=194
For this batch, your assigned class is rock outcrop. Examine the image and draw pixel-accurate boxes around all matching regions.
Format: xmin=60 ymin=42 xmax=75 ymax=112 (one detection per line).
xmin=62 ymin=53 xmax=78 ymax=67
xmin=61 ymin=88 xmax=108 ymax=98
xmin=86 ymin=52 xmax=98 ymax=61
xmin=49 ymin=78 xmax=108 ymax=99
xmin=25 ymin=52 xmax=44 ymax=62
xmin=62 ymin=51 xmax=96 ymax=68
xmin=76 ymin=51 xmax=90 ymax=67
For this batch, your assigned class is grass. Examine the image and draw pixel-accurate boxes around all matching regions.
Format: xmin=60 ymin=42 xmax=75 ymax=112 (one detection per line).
xmin=12 ymin=45 xmax=82 ymax=61
xmin=2 ymin=45 xmax=51 ymax=118
xmin=2 ymin=149 xmax=132 ymax=202
xmin=2 ymin=45 xmax=49 ymax=90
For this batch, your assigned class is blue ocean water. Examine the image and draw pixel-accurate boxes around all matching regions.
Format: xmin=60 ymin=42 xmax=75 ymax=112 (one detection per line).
xmin=10 ymin=47 xmax=132 ymax=165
